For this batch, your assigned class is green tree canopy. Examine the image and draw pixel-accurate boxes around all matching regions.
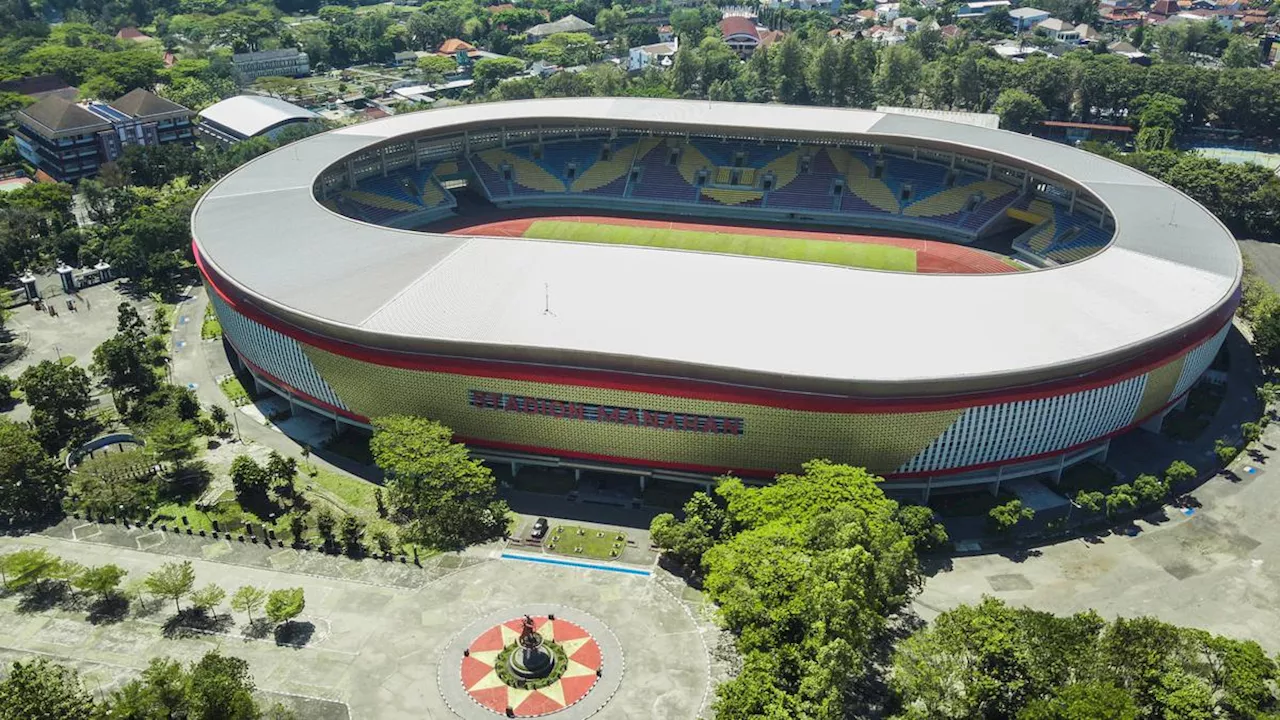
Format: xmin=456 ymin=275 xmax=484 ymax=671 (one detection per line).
xmin=705 ymin=461 xmax=924 ymax=719
xmin=265 ymin=587 xmax=305 ymax=626
xmin=0 ymin=658 xmax=94 ymax=720
xmin=18 ymin=360 xmax=94 ymax=454
xmin=369 ymin=416 xmax=509 ymax=548
xmin=145 ymin=560 xmax=196 ymax=614
xmin=0 ymin=418 xmax=68 ymax=525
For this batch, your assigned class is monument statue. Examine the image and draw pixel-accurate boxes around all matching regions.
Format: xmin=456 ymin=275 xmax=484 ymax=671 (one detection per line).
xmin=508 ymin=614 xmax=555 ymax=680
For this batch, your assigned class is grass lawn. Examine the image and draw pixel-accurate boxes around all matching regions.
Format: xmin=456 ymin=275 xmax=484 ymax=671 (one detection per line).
xmin=522 ymin=220 xmax=917 ymax=272
xmin=219 ymin=376 xmax=251 ymax=406
xmin=545 ymin=524 xmax=627 ymax=560
xmin=201 ymin=303 xmax=221 ymax=340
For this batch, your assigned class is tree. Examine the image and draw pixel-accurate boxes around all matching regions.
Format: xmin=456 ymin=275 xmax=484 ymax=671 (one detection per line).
xmin=1074 ymin=490 xmax=1105 ymax=514
xmin=1222 ymin=36 xmax=1257 ymax=69
xmin=91 ymin=302 xmax=161 ymax=411
xmin=18 ymin=360 xmax=93 ymax=454
xmin=471 ymin=57 xmax=525 ymax=92
xmin=230 ymin=585 xmax=267 ymax=623
xmin=1018 ymin=682 xmax=1138 ymax=720
xmin=1104 ymin=484 xmax=1137 ymax=519
xmin=265 ymin=587 xmax=305 ymax=627
xmin=1241 ymin=421 xmax=1263 ymax=445
xmin=288 ymin=513 xmax=307 ymax=545
xmin=0 ymin=375 xmax=15 ymax=405
xmin=992 ymin=89 xmax=1047 ymax=133
xmin=71 ymin=564 xmax=127 ymax=600
xmin=373 ymin=529 xmax=394 ymax=556
xmin=340 ymin=515 xmax=364 ymax=557
xmin=895 ymin=504 xmax=949 ymax=553
xmin=315 ymin=508 xmax=336 ymax=546
xmin=417 ymin=54 xmax=455 ymax=84
xmin=370 ymin=416 xmax=509 ymax=549
xmin=145 ymin=560 xmax=195 ymax=614
xmin=1215 ymin=438 xmax=1238 ymax=464
xmin=187 ymin=652 xmax=259 ymax=720
xmin=704 ymin=461 xmax=924 ymax=718
xmin=988 ymin=499 xmax=1034 ymax=535
xmin=189 ymin=583 xmax=226 ymax=614
xmin=649 ymin=490 xmax=724 ymax=569
xmin=0 ymin=658 xmax=94 ymax=720
xmin=0 ymin=418 xmax=68 ymax=526
xmin=230 ymin=455 xmax=270 ymax=499
xmin=147 ymin=418 xmax=197 ymax=469
xmin=1164 ymin=460 xmax=1196 ymax=488
xmin=0 ymin=548 xmax=65 ymax=590
xmin=266 ymin=451 xmax=297 ymax=489
xmin=873 ymin=44 xmax=924 ymax=107
xmin=1132 ymin=474 xmax=1167 ymax=506
xmin=594 ymin=3 xmax=626 ymax=35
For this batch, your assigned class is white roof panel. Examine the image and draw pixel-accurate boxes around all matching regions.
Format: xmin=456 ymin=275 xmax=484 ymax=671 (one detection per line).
xmin=192 ymin=98 xmax=1240 ymax=394
xmin=198 ymin=95 xmax=320 ymax=138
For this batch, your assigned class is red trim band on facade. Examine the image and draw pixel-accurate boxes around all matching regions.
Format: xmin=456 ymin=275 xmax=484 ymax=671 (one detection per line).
xmin=197 ymin=239 xmax=1237 ymax=414
xmin=235 ymin=340 xmax=1199 ymax=482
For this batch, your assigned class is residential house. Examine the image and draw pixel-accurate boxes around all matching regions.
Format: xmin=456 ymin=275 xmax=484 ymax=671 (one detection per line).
xmin=115 ymin=27 xmax=153 ymax=42
xmin=231 ymin=48 xmax=310 ymax=84
xmin=955 ymin=0 xmax=1011 ymax=19
xmin=1036 ymin=17 xmax=1080 ymax=40
xmin=876 ymin=3 xmax=901 ymax=22
xmin=526 ymin=15 xmax=596 ymax=41
xmin=1009 ymin=7 xmax=1051 ymax=31
xmin=1148 ymin=0 xmax=1182 ymax=21
xmin=893 ymin=16 xmax=919 ymax=33
xmin=658 ymin=24 xmax=674 ymax=41
xmin=14 ymin=89 xmax=193 ymax=182
xmin=1107 ymin=40 xmax=1152 ymax=64
xmin=720 ymin=16 xmax=761 ymax=56
xmin=628 ymin=39 xmax=678 ymax=71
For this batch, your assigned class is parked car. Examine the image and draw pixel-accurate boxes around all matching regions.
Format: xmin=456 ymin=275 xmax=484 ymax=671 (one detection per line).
xmin=531 ymin=517 xmax=549 ymax=540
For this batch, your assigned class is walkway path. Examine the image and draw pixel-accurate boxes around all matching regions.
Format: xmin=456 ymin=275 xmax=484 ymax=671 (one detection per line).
xmin=0 ymin=526 xmax=715 ymax=719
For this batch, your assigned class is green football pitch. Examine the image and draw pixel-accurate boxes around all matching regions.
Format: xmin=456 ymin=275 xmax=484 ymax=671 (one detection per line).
xmin=521 ymin=220 xmax=918 ymax=272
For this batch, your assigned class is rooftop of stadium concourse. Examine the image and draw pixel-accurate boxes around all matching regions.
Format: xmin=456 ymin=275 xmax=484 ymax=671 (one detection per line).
xmin=192 ymin=99 xmax=1240 ymax=393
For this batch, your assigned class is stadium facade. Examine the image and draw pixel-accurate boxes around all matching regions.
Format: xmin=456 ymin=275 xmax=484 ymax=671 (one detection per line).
xmin=192 ymin=99 xmax=1241 ymax=493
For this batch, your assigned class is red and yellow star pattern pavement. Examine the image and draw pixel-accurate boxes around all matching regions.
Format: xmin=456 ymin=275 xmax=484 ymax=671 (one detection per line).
xmin=462 ymin=615 xmax=603 ymax=716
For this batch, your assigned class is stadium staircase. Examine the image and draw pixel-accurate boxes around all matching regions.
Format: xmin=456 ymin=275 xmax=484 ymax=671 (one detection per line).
xmin=631 ymin=140 xmax=700 ymax=203
xmin=828 ymin=148 xmax=900 ymax=213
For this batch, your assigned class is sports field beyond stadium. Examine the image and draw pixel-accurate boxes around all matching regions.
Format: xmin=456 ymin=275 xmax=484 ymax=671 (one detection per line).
xmin=445 ymin=214 xmax=1023 ymax=274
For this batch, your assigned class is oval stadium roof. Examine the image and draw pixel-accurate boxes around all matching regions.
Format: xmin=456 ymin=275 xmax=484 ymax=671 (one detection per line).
xmin=191 ymin=98 xmax=1241 ymax=396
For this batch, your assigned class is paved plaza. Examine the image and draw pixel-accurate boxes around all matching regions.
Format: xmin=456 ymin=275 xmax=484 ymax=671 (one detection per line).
xmin=0 ymin=526 xmax=718 ymax=720
xmin=919 ymin=420 xmax=1280 ymax=652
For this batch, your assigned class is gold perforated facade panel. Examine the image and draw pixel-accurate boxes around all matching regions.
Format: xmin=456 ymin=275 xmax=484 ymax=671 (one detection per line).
xmin=302 ymin=345 xmax=963 ymax=474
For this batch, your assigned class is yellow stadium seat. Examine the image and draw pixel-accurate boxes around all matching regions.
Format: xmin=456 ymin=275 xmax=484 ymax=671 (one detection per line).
xmin=477 ymin=148 xmax=566 ymax=192
xmin=339 ymin=189 xmax=420 ymax=212
xmin=421 ymin=179 xmax=445 ymax=207
xmin=571 ymin=143 xmax=640 ymax=192
xmin=828 ymin=147 xmax=900 ymax=212
xmin=702 ymin=188 xmax=763 ymax=205
xmin=760 ymin=149 xmax=802 ymax=191
xmin=904 ymin=180 xmax=1016 ymax=218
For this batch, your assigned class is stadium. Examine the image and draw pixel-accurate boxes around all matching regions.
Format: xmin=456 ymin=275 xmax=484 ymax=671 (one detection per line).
xmin=192 ymin=98 xmax=1241 ymax=494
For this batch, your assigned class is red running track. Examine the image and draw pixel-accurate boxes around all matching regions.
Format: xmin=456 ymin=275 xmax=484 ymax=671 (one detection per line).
xmin=445 ymin=214 xmax=1020 ymax=275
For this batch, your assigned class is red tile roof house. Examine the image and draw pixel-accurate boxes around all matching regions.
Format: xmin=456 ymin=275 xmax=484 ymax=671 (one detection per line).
xmin=720 ymin=16 xmax=761 ymax=57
